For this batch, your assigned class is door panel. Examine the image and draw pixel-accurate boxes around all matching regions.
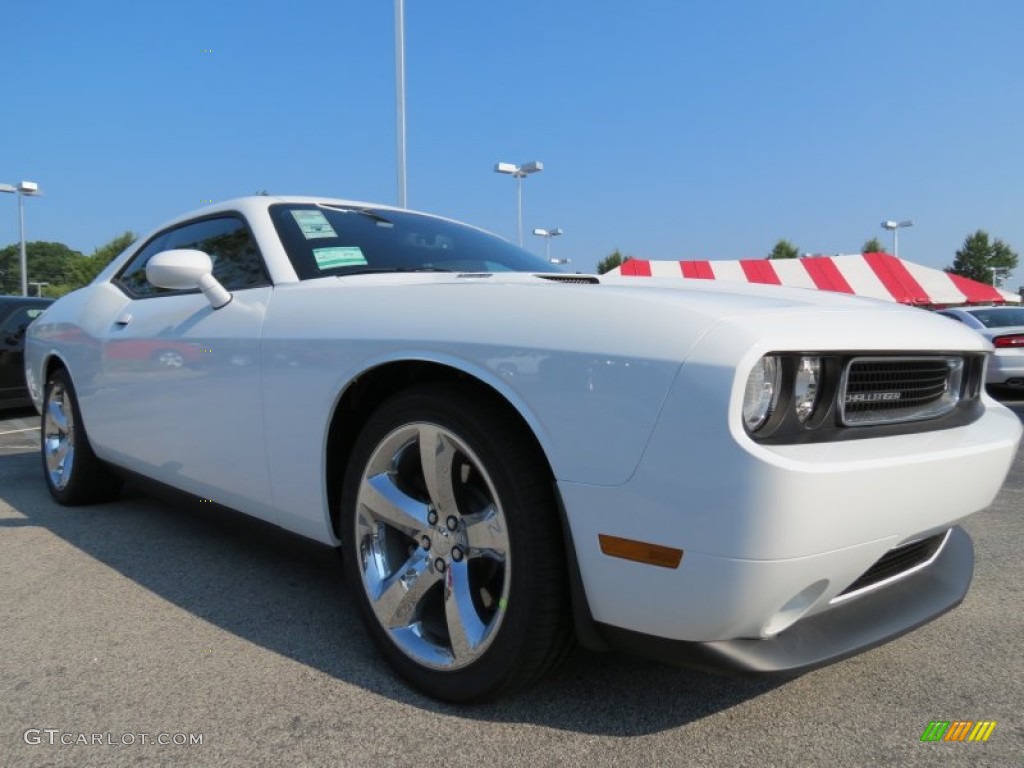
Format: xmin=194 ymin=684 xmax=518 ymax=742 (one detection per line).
xmin=0 ymin=305 xmax=47 ymax=399
xmin=88 ymin=288 xmax=275 ymax=521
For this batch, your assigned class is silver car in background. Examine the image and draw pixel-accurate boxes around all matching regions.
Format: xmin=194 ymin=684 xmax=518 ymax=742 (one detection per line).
xmin=937 ymin=306 xmax=1024 ymax=389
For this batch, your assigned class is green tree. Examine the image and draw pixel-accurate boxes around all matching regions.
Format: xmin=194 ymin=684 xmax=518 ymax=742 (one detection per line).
xmin=769 ymin=239 xmax=799 ymax=259
xmin=861 ymin=237 xmax=886 ymax=254
xmin=90 ymin=231 xmax=137 ymax=267
xmin=0 ymin=241 xmax=84 ymax=296
xmin=73 ymin=231 xmax=137 ymax=289
xmin=0 ymin=232 xmax=137 ymax=297
xmin=596 ymin=249 xmax=630 ymax=274
xmin=945 ymin=230 xmax=1019 ymax=285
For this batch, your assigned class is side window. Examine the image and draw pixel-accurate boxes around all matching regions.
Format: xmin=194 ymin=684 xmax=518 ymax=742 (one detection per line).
xmin=164 ymin=217 xmax=269 ymax=291
xmin=1 ymin=306 xmax=47 ymax=342
xmin=115 ymin=233 xmax=172 ymax=298
xmin=115 ymin=216 xmax=269 ymax=298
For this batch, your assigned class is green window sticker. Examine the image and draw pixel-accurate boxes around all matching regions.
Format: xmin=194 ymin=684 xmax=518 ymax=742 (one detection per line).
xmin=291 ymin=209 xmax=338 ymax=239
xmin=313 ymin=246 xmax=367 ymax=269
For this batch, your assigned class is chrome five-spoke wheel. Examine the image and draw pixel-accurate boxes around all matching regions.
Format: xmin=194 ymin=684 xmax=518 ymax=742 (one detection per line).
xmin=356 ymin=422 xmax=510 ymax=671
xmin=43 ymin=377 xmax=76 ymax=491
xmin=155 ymin=349 xmax=185 ymax=368
xmin=341 ymin=384 xmax=573 ymax=702
xmin=41 ymin=368 xmax=122 ymax=505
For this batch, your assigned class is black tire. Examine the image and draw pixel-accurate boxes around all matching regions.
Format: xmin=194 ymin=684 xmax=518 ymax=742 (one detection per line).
xmin=340 ymin=383 xmax=574 ymax=702
xmin=41 ymin=367 xmax=123 ymax=505
xmin=987 ymin=383 xmax=1022 ymax=401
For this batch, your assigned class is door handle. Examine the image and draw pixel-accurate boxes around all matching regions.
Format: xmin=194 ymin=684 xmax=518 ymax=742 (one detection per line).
xmin=115 ymin=313 xmax=133 ymax=326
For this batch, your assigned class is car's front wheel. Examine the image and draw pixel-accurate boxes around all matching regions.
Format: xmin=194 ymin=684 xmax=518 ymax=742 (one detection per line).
xmin=42 ymin=367 xmax=122 ymax=505
xmin=340 ymin=383 xmax=574 ymax=702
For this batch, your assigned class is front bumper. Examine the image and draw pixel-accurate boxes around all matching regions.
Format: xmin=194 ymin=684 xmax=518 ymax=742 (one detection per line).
xmin=559 ymin=399 xmax=1020 ymax=643
xmin=596 ymin=526 xmax=973 ymax=675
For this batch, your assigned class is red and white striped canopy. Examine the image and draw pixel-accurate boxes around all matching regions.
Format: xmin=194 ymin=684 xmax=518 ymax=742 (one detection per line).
xmin=614 ymin=253 xmax=1020 ymax=306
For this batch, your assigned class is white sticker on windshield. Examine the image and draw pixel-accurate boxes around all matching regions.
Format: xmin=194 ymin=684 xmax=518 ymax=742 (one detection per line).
xmin=292 ymin=209 xmax=338 ymax=239
xmin=313 ymin=246 xmax=367 ymax=269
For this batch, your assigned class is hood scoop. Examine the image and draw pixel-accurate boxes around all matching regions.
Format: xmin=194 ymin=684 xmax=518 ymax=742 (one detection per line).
xmin=535 ymin=274 xmax=600 ymax=285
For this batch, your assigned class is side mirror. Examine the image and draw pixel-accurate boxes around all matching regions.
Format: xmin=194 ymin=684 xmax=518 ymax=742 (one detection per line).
xmin=146 ymin=249 xmax=232 ymax=309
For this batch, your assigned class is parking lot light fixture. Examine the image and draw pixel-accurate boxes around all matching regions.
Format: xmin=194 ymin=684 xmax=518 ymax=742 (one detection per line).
xmin=532 ymin=227 xmax=564 ymax=263
xmin=495 ymin=161 xmax=543 ymax=245
xmin=2 ymin=181 xmax=43 ymax=296
xmin=0 ymin=185 xmax=12 ymax=294
xmin=881 ymin=219 xmax=913 ymax=258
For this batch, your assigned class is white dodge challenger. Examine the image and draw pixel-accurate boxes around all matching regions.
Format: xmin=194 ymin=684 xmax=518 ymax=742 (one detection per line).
xmin=24 ymin=196 xmax=1022 ymax=702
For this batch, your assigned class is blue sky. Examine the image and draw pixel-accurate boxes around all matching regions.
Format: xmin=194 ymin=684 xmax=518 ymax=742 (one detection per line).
xmin=3 ymin=1 xmax=1023 ymax=287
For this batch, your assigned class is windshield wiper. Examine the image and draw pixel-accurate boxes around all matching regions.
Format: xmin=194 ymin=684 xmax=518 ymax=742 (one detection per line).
xmin=316 ymin=203 xmax=393 ymax=226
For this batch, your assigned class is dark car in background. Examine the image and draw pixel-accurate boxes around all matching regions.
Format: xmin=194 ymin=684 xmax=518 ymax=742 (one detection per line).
xmin=0 ymin=296 xmax=54 ymax=408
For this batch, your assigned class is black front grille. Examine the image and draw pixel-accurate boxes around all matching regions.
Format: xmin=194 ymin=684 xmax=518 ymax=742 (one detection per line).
xmin=836 ymin=532 xmax=947 ymax=598
xmin=841 ymin=357 xmax=960 ymax=425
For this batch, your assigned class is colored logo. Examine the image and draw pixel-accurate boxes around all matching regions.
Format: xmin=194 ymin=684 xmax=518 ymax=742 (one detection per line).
xmin=921 ymin=720 xmax=996 ymax=742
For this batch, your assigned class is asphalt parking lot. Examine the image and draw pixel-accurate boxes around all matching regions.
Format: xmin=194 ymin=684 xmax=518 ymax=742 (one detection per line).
xmin=1 ymin=398 xmax=1022 ymax=768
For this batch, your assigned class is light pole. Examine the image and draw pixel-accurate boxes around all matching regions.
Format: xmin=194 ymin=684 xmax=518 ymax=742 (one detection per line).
xmin=1 ymin=181 xmax=42 ymax=296
xmin=0 ymin=185 xmax=13 ymax=293
xmin=990 ymin=267 xmax=1008 ymax=287
xmin=881 ymin=219 xmax=913 ymax=258
xmin=495 ymin=161 xmax=543 ymax=245
xmin=532 ymin=227 xmax=566 ymax=263
xmin=394 ymin=0 xmax=407 ymax=208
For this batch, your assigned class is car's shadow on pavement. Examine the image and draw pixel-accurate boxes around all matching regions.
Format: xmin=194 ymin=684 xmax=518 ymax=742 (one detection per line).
xmin=0 ymin=446 xmax=783 ymax=736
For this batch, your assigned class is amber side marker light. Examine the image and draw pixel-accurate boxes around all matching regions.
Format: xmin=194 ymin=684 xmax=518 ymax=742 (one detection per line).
xmin=598 ymin=534 xmax=683 ymax=569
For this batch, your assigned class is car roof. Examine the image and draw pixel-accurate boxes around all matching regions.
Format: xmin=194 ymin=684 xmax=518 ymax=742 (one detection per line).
xmin=0 ymin=296 xmax=54 ymax=305
xmin=153 ymin=195 xmax=495 ymax=238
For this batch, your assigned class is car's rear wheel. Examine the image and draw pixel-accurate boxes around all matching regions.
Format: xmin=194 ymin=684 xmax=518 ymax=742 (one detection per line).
xmin=154 ymin=349 xmax=185 ymax=368
xmin=42 ymin=367 xmax=122 ymax=505
xmin=340 ymin=383 xmax=573 ymax=702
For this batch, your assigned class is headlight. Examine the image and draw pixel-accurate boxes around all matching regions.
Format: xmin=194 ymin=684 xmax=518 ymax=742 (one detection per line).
xmin=743 ymin=356 xmax=781 ymax=432
xmin=793 ymin=356 xmax=822 ymax=424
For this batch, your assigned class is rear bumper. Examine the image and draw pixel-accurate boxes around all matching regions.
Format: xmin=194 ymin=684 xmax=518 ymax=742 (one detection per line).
xmin=597 ymin=525 xmax=973 ymax=676
xmin=988 ymin=352 xmax=1024 ymax=385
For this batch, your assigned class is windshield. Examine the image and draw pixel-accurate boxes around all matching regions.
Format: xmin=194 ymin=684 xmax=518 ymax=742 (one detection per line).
xmin=967 ymin=307 xmax=1024 ymax=328
xmin=269 ymin=203 xmax=561 ymax=279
